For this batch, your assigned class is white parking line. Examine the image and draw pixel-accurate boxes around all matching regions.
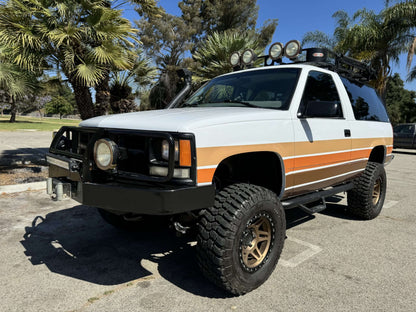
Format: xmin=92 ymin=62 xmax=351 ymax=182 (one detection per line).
xmin=279 ymin=237 xmax=322 ymax=268
xmin=383 ymin=200 xmax=399 ymax=209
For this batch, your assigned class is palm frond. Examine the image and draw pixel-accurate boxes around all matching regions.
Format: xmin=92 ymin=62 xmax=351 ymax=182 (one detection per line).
xmin=73 ymin=62 xmax=105 ymax=86
xmin=407 ymin=65 xmax=416 ymax=82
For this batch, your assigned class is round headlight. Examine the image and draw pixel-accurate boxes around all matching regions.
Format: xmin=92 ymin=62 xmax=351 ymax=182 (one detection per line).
xmin=161 ymin=140 xmax=179 ymax=161
xmin=230 ymin=52 xmax=241 ymax=67
xmin=94 ymin=138 xmax=118 ymax=170
xmin=242 ymin=49 xmax=257 ymax=65
xmin=269 ymin=42 xmax=283 ymax=60
xmin=284 ymin=40 xmax=302 ymax=59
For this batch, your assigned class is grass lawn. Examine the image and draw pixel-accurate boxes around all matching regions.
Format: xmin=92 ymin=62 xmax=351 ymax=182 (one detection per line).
xmin=0 ymin=115 xmax=80 ymax=131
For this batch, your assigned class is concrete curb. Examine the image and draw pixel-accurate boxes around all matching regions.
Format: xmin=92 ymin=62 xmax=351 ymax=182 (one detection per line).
xmin=0 ymin=181 xmax=46 ymax=194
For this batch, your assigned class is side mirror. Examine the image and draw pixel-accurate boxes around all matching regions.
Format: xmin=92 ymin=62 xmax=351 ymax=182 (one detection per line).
xmin=298 ymin=101 xmax=342 ymax=118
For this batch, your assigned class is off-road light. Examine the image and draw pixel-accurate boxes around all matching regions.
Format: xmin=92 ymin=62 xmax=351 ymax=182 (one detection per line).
xmin=230 ymin=51 xmax=241 ymax=67
xmin=242 ymin=49 xmax=257 ymax=65
xmin=269 ymin=42 xmax=284 ymax=60
xmin=284 ymin=40 xmax=302 ymax=59
xmin=94 ymin=138 xmax=118 ymax=170
xmin=161 ymin=140 xmax=179 ymax=161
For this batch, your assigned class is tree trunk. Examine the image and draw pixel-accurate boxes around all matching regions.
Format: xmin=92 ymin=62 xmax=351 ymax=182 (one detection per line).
xmin=94 ymin=71 xmax=110 ymax=116
xmin=9 ymin=96 xmax=16 ymax=123
xmin=71 ymin=82 xmax=95 ymax=120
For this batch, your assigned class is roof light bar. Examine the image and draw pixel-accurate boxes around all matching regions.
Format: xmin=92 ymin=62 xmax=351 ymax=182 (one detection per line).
xmin=242 ymin=49 xmax=257 ymax=66
xmin=230 ymin=51 xmax=241 ymax=67
xmin=269 ymin=42 xmax=284 ymax=60
xmin=284 ymin=40 xmax=302 ymax=59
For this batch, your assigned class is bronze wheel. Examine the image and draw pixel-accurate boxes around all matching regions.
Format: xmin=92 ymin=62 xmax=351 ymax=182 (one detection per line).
xmin=372 ymin=177 xmax=381 ymax=205
xmin=240 ymin=214 xmax=273 ymax=271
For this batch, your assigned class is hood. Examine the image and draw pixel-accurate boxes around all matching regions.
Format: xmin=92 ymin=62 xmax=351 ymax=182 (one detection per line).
xmin=79 ymin=107 xmax=288 ymax=132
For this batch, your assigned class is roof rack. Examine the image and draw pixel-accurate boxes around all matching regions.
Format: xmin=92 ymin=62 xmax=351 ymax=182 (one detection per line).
xmin=230 ymin=41 xmax=376 ymax=83
xmin=295 ymin=48 xmax=376 ymax=82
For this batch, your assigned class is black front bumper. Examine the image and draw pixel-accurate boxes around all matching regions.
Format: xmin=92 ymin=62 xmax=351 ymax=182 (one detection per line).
xmin=81 ymin=182 xmax=215 ymax=215
xmin=49 ymin=177 xmax=215 ymax=215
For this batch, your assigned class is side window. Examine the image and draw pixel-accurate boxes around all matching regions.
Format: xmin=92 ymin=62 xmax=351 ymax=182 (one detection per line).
xmin=299 ymin=71 xmax=343 ymax=118
xmin=341 ymin=77 xmax=390 ymax=122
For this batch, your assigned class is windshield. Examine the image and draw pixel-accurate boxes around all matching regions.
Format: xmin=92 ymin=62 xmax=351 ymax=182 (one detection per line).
xmin=182 ymin=68 xmax=301 ymax=110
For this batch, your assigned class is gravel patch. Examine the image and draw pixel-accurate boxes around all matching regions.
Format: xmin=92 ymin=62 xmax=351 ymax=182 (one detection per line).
xmin=0 ymin=164 xmax=48 ymax=185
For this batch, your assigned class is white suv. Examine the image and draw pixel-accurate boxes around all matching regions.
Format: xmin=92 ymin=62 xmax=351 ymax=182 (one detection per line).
xmin=47 ymin=43 xmax=393 ymax=295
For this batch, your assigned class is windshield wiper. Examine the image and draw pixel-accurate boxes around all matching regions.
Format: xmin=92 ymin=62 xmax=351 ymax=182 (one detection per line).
xmin=208 ymin=99 xmax=259 ymax=108
xmin=182 ymin=100 xmax=259 ymax=108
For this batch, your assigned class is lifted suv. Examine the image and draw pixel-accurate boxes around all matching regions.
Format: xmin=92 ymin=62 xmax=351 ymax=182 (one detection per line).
xmin=47 ymin=42 xmax=393 ymax=295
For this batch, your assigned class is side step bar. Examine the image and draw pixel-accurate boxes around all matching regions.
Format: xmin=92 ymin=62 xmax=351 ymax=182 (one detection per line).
xmin=298 ymin=198 xmax=327 ymax=214
xmin=282 ymin=182 xmax=354 ymax=212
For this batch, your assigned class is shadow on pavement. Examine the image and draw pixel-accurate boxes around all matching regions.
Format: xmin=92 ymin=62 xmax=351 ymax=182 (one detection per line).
xmin=20 ymin=198 xmax=354 ymax=298
xmin=0 ymin=147 xmax=48 ymax=166
xmin=20 ymin=205 xmax=228 ymax=298
xmin=393 ymin=149 xmax=416 ymax=156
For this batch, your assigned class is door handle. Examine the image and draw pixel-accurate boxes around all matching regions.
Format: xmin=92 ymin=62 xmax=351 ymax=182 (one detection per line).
xmin=344 ymin=129 xmax=351 ymax=137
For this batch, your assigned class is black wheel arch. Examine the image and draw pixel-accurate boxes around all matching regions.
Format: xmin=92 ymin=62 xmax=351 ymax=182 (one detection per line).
xmin=212 ymin=151 xmax=285 ymax=198
xmin=368 ymin=145 xmax=386 ymax=164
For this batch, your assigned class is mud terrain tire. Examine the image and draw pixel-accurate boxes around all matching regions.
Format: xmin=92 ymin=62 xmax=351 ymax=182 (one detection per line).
xmin=196 ymin=184 xmax=286 ymax=295
xmin=347 ymin=161 xmax=387 ymax=220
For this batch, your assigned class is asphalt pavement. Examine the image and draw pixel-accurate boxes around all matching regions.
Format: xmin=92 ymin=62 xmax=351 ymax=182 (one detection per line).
xmin=0 ymin=132 xmax=415 ymax=311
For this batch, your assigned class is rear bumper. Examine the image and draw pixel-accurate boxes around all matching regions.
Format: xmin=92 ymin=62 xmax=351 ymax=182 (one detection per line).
xmin=47 ymin=177 xmax=215 ymax=215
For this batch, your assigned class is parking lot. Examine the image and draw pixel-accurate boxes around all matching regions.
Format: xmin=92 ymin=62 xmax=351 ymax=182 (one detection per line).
xmin=1 ymin=135 xmax=415 ymax=311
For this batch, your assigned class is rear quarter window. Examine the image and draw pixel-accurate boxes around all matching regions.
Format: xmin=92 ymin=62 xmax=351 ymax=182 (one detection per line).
xmin=341 ymin=78 xmax=390 ymax=122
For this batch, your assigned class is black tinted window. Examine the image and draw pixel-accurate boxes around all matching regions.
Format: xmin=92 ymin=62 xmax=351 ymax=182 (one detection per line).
xmin=184 ymin=68 xmax=300 ymax=110
xmin=299 ymin=71 xmax=343 ymax=117
xmin=341 ymin=78 xmax=389 ymax=122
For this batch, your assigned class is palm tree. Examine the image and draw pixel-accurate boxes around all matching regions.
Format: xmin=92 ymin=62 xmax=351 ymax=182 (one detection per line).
xmin=303 ymin=10 xmax=352 ymax=53
xmin=382 ymin=0 xmax=416 ymax=81
xmin=0 ymin=0 xmax=160 ymax=120
xmin=110 ymin=49 xmax=157 ymax=112
xmin=0 ymin=47 xmax=37 ymax=122
xmin=303 ymin=5 xmax=413 ymax=99
xmin=192 ymin=30 xmax=267 ymax=80
xmin=341 ymin=8 xmax=413 ymax=98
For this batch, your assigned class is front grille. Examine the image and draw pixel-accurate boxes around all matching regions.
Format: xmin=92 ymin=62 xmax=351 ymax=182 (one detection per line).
xmin=112 ymin=133 xmax=148 ymax=175
xmin=49 ymin=126 xmax=176 ymax=183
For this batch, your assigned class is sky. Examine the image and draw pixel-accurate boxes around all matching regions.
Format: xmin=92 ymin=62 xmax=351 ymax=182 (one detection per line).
xmin=122 ymin=0 xmax=415 ymax=91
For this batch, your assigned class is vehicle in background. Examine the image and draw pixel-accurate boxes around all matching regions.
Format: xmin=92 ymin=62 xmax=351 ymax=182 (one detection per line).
xmin=393 ymin=123 xmax=416 ymax=149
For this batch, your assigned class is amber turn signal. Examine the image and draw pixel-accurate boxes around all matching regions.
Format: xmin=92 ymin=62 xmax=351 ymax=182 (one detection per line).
xmin=179 ymin=140 xmax=192 ymax=167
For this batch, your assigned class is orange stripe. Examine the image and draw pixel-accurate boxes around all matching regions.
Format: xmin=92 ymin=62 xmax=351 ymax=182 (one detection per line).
xmin=294 ymin=138 xmax=351 ymax=155
xmin=294 ymin=151 xmax=350 ymax=171
xmin=197 ymin=168 xmax=216 ymax=184
xmin=196 ymin=142 xmax=293 ymax=167
xmin=351 ymin=149 xmax=371 ymax=160
xmin=283 ymin=158 xmax=295 ymax=173
xmin=352 ymin=137 xmax=393 ymax=149
xmin=197 ymin=138 xmax=392 ymax=168
xmin=196 ymin=138 xmax=391 ymax=184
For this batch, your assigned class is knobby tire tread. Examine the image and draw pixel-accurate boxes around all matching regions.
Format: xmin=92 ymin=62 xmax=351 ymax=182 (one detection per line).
xmin=196 ymin=183 xmax=285 ymax=295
